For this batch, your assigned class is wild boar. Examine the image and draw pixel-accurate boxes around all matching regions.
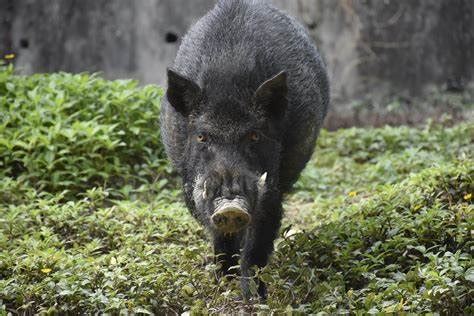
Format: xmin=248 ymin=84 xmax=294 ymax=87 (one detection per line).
xmin=160 ymin=0 xmax=329 ymax=300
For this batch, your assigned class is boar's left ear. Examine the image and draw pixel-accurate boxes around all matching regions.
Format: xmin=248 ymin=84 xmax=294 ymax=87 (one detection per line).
xmin=166 ymin=68 xmax=202 ymax=116
xmin=254 ymin=71 xmax=288 ymax=120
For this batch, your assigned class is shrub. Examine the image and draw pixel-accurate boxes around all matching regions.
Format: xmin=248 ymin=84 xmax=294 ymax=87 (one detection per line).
xmin=0 ymin=65 xmax=167 ymax=200
xmin=267 ymin=161 xmax=473 ymax=314
xmin=0 ymin=66 xmax=472 ymax=314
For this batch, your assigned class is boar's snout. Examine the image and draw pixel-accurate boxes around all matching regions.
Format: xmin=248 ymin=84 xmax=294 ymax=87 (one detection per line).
xmin=211 ymin=197 xmax=250 ymax=233
xmin=195 ymin=169 xmax=268 ymax=233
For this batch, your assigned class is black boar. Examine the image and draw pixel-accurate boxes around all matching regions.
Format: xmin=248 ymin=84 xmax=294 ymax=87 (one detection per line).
xmin=160 ymin=0 xmax=329 ymax=300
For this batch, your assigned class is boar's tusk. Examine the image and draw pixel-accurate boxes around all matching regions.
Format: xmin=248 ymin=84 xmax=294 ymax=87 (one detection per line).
xmin=202 ymin=180 xmax=208 ymax=199
xmin=257 ymin=172 xmax=267 ymax=191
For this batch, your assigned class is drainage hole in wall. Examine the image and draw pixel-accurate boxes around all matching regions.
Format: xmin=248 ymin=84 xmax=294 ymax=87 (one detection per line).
xmin=165 ymin=32 xmax=178 ymax=43
xmin=20 ymin=38 xmax=29 ymax=49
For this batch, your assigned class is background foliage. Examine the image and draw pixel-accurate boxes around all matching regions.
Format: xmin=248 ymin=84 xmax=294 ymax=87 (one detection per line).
xmin=0 ymin=65 xmax=169 ymax=201
xmin=0 ymin=66 xmax=472 ymax=314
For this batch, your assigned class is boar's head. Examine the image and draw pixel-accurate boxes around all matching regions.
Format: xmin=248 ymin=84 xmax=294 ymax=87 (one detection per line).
xmin=166 ymin=68 xmax=287 ymax=234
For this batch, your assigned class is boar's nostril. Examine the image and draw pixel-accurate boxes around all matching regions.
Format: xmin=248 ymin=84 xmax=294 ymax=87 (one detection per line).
xmin=235 ymin=217 xmax=245 ymax=225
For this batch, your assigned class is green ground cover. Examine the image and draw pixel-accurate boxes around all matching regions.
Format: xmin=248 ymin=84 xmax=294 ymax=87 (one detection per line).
xmin=0 ymin=66 xmax=473 ymax=314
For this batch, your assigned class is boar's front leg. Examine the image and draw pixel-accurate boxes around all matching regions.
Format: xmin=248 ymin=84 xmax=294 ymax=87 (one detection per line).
xmin=240 ymin=196 xmax=283 ymax=301
xmin=213 ymin=233 xmax=242 ymax=277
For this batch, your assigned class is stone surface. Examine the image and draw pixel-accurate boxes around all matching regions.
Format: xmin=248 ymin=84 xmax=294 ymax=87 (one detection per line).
xmin=1 ymin=0 xmax=473 ymax=127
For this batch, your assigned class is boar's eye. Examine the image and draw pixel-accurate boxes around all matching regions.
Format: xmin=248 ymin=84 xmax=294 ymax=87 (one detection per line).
xmin=196 ymin=134 xmax=207 ymax=143
xmin=249 ymin=131 xmax=260 ymax=142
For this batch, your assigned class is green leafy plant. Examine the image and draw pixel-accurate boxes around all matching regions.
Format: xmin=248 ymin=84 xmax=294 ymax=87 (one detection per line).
xmin=0 ymin=66 xmax=472 ymax=314
xmin=0 ymin=65 xmax=168 ymax=200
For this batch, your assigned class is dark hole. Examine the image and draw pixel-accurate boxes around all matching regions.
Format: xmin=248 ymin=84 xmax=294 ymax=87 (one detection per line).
xmin=307 ymin=22 xmax=318 ymax=30
xmin=165 ymin=32 xmax=178 ymax=43
xmin=20 ymin=38 xmax=29 ymax=48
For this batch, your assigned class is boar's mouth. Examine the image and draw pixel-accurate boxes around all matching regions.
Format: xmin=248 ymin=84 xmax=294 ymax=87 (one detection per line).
xmin=211 ymin=197 xmax=251 ymax=234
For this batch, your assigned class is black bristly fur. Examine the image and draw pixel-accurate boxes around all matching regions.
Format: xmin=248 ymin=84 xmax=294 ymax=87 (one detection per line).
xmin=160 ymin=0 xmax=329 ymax=300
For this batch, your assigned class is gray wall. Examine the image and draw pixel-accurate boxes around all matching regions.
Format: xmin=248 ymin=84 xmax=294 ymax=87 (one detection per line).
xmin=1 ymin=0 xmax=473 ymax=127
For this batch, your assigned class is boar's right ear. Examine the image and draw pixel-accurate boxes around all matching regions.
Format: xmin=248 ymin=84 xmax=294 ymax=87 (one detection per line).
xmin=166 ymin=68 xmax=201 ymax=116
xmin=254 ymin=71 xmax=288 ymax=120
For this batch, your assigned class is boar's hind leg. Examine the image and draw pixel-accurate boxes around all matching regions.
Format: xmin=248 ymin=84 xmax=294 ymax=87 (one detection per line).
xmin=213 ymin=233 xmax=241 ymax=277
xmin=241 ymin=199 xmax=283 ymax=301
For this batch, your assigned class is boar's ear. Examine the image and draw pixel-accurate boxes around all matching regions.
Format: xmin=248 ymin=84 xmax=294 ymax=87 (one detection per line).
xmin=254 ymin=71 xmax=288 ymax=120
xmin=166 ymin=68 xmax=202 ymax=116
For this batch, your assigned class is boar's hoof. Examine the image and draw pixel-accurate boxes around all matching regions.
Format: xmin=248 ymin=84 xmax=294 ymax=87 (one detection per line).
xmin=211 ymin=200 xmax=250 ymax=233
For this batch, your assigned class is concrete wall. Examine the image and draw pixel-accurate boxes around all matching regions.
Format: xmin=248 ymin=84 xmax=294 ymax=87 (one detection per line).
xmin=1 ymin=0 xmax=473 ymax=127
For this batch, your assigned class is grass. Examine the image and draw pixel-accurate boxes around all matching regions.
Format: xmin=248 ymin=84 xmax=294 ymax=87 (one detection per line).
xmin=0 ymin=65 xmax=473 ymax=314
